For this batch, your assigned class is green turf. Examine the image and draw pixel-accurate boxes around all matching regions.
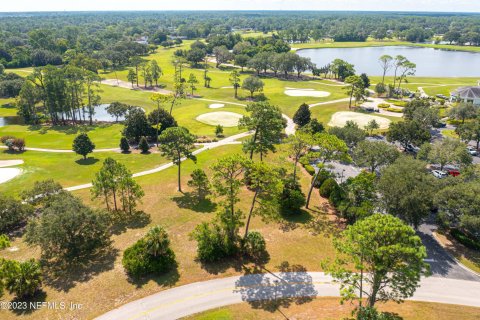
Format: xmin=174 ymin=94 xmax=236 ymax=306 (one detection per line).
xmin=0 ymin=149 xmax=169 ymax=195
xmin=0 ymin=123 xmax=124 ymax=149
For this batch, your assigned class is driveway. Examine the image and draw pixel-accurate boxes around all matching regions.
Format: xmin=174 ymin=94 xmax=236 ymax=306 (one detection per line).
xmin=96 ymin=272 xmax=480 ymax=320
xmin=418 ymin=217 xmax=479 ymax=281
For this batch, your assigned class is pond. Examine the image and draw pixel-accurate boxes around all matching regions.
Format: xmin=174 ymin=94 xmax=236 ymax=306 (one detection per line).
xmin=0 ymin=104 xmax=120 ymax=127
xmin=297 ymin=46 xmax=480 ymax=77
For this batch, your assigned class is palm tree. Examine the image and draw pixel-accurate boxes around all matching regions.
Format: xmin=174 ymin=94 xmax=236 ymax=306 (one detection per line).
xmin=144 ymin=226 xmax=170 ymax=257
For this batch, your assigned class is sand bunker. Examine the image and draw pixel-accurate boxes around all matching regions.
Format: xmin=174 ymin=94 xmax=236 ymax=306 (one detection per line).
xmin=284 ymin=89 xmax=331 ymax=97
xmin=209 ymin=103 xmax=225 ymax=109
xmin=0 ymin=168 xmax=21 ymax=184
xmin=0 ymin=160 xmax=24 ymax=168
xmin=328 ymin=112 xmax=391 ymax=129
xmin=196 ymin=112 xmax=243 ymax=127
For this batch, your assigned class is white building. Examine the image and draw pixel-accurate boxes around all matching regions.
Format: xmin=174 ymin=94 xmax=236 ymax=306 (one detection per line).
xmin=451 ymin=85 xmax=480 ymax=106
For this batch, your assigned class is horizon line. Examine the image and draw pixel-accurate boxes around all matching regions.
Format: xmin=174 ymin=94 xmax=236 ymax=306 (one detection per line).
xmin=1 ymin=9 xmax=480 ymax=14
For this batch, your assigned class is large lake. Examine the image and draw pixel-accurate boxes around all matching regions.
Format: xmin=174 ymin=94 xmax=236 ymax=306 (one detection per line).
xmin=297 ymin=46 xmax=480 ymax=77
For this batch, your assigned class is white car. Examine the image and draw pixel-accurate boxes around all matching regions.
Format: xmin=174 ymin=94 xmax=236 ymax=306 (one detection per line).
xmin=432 ymin=170 xmax=448 ymax=179
xmin=467 ymin=146 xmax=478 ymax=156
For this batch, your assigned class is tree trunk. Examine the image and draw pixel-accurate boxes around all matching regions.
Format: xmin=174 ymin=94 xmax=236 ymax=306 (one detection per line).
xmin=293 ymin=157 xmax=299 ymax=181
xmin=177 ymin=161 xmax=182 ymax=192
xmin=244 ymin=190 xmax=259 ymax=238
xmin=306 ymin=170 xmax=319 ymax=208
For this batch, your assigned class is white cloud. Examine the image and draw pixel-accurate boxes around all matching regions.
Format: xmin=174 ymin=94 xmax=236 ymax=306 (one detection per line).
xmin=1 ymin=0 xmax=479 ymax=12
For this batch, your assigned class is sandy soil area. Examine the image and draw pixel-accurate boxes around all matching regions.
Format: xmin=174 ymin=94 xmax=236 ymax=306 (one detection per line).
xmin=196 ymin=112 xmax=243 ymax=127
xmin=328 ymin=111 xmax=391 ymax=129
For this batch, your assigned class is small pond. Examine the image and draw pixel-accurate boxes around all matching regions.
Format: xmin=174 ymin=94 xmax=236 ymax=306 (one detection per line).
xmin=0 ymin=104 xmax=121 ymax=127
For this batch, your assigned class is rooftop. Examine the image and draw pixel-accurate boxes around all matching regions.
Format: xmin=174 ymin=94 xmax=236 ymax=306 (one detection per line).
xmin=452 ymin=86 xmax=480 ymax=99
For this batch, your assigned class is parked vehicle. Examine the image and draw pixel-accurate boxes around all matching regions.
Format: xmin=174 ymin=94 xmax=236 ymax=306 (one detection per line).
xmin=467 ymin=146 xmax=478 ymax=156
xmin=432 ymin=170 xmax=448 ymax=179
xmin=434 ymin=121 xmax=447 ymax=128
xmin=405 ymin=144 xmax=420 ymax=153
xmin=436 ymin=94 xmax=448 ymax=100
xmin=448 ymin=169 xmax=460 ymax=177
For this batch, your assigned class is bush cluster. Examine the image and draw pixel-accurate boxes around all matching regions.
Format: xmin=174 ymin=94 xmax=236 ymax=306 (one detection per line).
xmin=122 ymin=226 xmax=176 ymax=276
xmin=1 ymin=135 xmax=25 ymax=151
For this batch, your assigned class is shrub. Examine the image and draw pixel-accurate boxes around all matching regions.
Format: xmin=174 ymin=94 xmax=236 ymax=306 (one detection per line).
xmin=304 ymin=164 xmax=315 ymax=176
xmin=0 ymin=194 xmax=33 ymax=233
xmin=138 ymin=136 xmax=150 ymax=153
xmin=0 ymin=135 xmax=15 ymax=143
xmin=3 ymin=259 xmax=42 ymax=298
xmin=280 ymin=178 xmax=306 ymax=214
xmin=122 ymin=238 xmax=176 ymax=277
xmin=0 ymin=234 xmax=11 ymax=249
xmin=314 ymin=169 xmax=332 ymax=188
xmin=120 ymin=137 xmax=130 ymax=153
xmin=243 ymin=231 xmax=266 ymax=259
xmin=319 ymin=178 xmax=339 ymax=198
xmin=191 ymin=222 xmax=236 ymax=262
xmin=450 ymin=229 xmax=480 ymax=251
xmin=386 ymin=107 xmax=404 ymax=113
xmin=13 ymin=138 xmax=25 ymax=151
xmin=215 ymin=125 xmax=224 ymax=137
xmin=377 ymin=103 xmax=390 ymax=109
xmin=329 ymin=186 xmax=346 ymax=207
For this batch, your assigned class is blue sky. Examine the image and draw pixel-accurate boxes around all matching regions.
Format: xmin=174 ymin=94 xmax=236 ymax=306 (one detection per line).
xmin=1 ymin=0 xmax=479 ymax=13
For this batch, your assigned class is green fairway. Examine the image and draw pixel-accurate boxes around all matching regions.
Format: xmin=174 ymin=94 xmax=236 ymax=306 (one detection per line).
xmin=0 ymin=149 xmax=169 ymax=195
xmin=0 ymin=98 xmax=16 ymax=116
xmin=0 ymin=123 xmax=124 ymax=149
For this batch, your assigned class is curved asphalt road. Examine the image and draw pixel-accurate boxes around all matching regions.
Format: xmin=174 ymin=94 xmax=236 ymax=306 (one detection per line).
xmin=96 ymin=272 xmax=480 ymax=320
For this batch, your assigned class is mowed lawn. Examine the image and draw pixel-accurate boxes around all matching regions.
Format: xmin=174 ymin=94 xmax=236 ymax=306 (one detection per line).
xmin=0 ymin=143 xmax=339 ymax=320
xmin=0 ymin=122 xmax=124 ymax=149
xmin=0 ymin=149 xmax=169 ymax=195
xmin=0 ymin=98 xmax=17 ymax=116
xmin=185 ymin=298 xmax=480 ymax=320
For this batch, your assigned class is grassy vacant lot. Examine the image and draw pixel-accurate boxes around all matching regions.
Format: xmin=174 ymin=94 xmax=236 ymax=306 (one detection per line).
xmin=185 ymin=298 xmax=480 ymax=320
xmin=0 ymin=143 xmax=339 ymax=320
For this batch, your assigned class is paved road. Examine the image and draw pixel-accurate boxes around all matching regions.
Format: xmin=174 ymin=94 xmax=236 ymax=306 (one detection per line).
xmin=96 ymin=272 xmax=480 ymax=320
xmin=418 ymin=218 xmax=479 ymax=281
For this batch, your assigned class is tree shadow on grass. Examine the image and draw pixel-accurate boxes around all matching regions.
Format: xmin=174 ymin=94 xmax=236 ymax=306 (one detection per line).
xmin=10 ymin=291 xmax=47 ymax=316
xmin=171 ymin=192 xmax=217 ymax=213
xmin=2 ymin=149 xmax=26 ymax=155
xmin=234 ymin=261 xmax=317 ymax=313
xmin=199 ymin=250 xmax=270 ymax=276
xmin=126 ymin=267 xmax=180 ymax=289
xmin=110 ymin=210 xmax=151 ymax=235
xmin=75 ymin=157 xmax=99 ymax=165
xmin=42 ymin=246 xmax=119 ymax=292
xmin=278 ymin=208 xmax=314 ymax=233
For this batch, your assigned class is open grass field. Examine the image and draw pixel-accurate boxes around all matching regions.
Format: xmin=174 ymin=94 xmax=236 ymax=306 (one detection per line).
xmin=0 ymin=98 xmax=16 ymax=116
xmin=0 ymin=123 xmax=124 ymax=149
xmin=0 ymin=149 xmax=169 ymax=195
xmin=185 ymin=297 xmax=480 ymax=320
xmin=0 ymin=143 xmax=339 ymax=320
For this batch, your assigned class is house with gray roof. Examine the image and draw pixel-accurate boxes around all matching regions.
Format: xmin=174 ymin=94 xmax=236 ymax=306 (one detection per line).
xmin=451 ymin=85 xmax=480 ymax=106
